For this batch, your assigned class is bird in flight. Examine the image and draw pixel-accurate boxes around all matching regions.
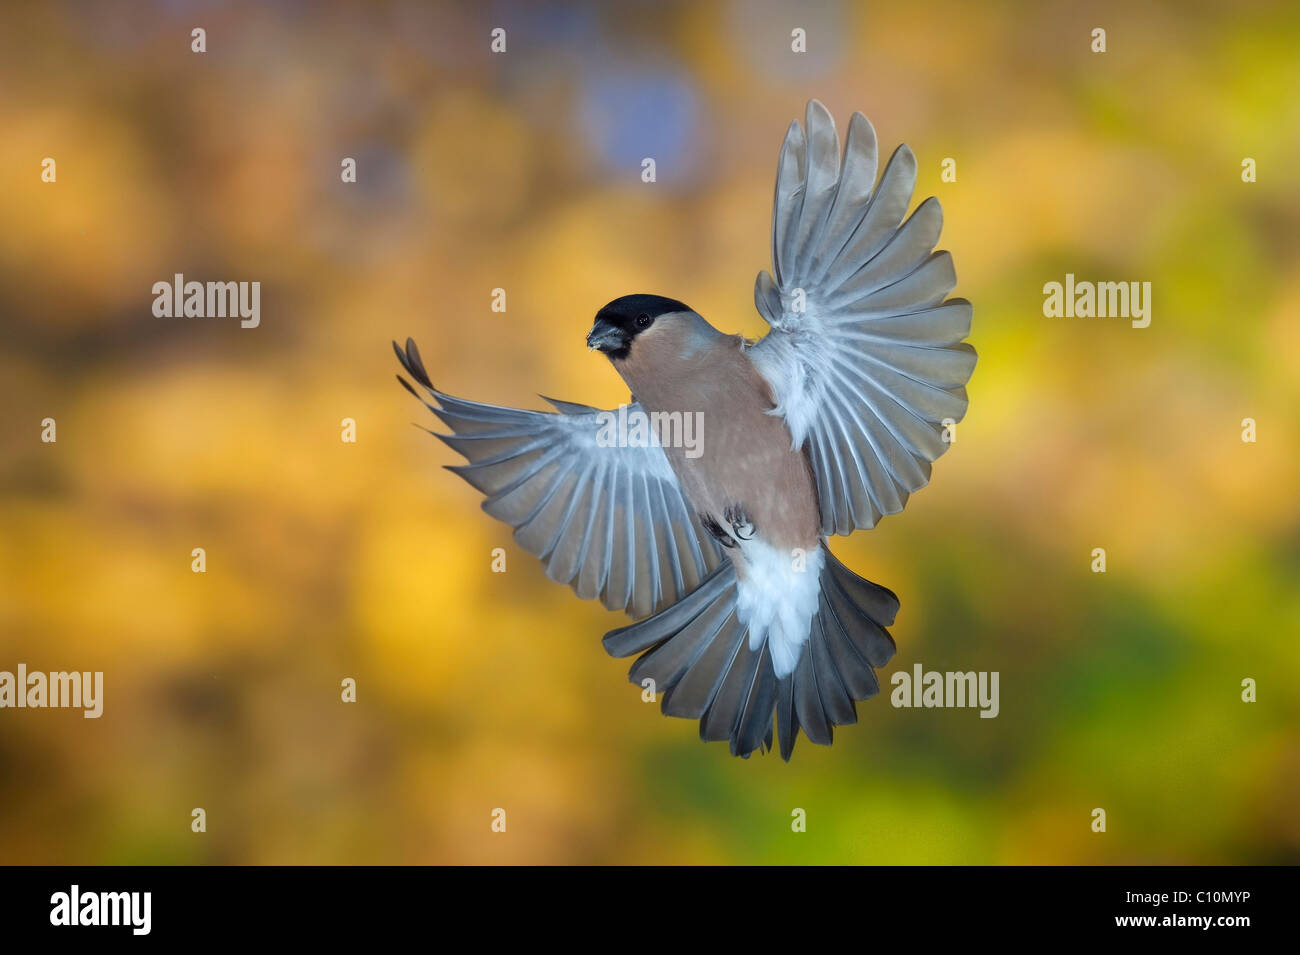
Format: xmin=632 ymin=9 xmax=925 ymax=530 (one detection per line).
xmin=395 ymin=100 xmax=975 ymax=760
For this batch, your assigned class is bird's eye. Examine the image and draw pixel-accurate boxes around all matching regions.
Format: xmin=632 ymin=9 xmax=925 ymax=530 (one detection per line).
xmin=635 ymin=312 xmax=652 ymax=329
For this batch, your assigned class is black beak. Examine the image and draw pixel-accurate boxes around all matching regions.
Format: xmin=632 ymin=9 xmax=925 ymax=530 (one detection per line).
xmin=586 ymin=318 xmax=628 ymax=355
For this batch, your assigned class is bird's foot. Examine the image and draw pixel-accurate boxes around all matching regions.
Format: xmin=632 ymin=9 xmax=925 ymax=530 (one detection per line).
xmin=723 ymin=504 xmax=755 ymax=541
xmin=700 ymin=513 xmax=737 ymax=548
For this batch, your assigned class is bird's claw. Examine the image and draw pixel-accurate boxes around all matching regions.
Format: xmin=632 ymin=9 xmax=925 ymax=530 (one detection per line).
xmin=724 ymin=504 xmax=755 ymax=541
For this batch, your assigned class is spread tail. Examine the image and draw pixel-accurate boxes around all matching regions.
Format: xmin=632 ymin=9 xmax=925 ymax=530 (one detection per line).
xmin=602 ymin=548 xmax=898 ymax=760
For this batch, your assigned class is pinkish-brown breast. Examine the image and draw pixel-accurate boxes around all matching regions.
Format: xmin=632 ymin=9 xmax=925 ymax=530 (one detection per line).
xmin=616 ymin=327 xmax=821 ymax=556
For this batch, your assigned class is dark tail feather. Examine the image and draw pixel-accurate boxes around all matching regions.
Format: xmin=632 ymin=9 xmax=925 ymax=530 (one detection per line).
xmin=776 ymin=549 xmax=898 ymax=760
xmin=604 ymin=562 xmax=779 ymax=758
xmin=604 ymin=549 xmax=899 ymax=761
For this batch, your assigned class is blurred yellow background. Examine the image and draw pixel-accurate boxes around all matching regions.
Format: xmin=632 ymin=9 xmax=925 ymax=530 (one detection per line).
xmin=1 ymin=0 xmax=1297 ymax=864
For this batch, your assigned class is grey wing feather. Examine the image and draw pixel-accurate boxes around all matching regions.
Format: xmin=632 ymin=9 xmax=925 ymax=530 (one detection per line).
xmin=749 ymin=100 xmax=976 ymax=536
xmin=395 ymin=338 xmax=725 ymax=618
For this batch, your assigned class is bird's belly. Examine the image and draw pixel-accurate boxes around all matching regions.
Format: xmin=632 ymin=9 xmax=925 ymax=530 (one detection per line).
xmin=661 ymin=407 xmax=820 ymax=553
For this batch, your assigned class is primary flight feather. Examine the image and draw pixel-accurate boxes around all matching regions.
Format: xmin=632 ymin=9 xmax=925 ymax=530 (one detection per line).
xmin=395 ymin=100 xmax=975 ymax=759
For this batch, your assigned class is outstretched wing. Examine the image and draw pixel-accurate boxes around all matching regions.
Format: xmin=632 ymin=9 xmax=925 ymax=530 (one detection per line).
xmin=395 ymin=339 xmax=726 ymax=619
xmin=748 ymin=100 xmax=976 ymax=536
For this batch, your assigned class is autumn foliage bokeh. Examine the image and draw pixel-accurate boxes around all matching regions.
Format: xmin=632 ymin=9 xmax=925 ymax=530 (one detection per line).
xmin=1 ymin=0 xmax=1298 ymax=863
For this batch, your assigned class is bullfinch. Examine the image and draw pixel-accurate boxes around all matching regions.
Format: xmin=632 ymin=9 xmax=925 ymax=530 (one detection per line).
xmin=395 ymin=100 xmax=975 ymax=759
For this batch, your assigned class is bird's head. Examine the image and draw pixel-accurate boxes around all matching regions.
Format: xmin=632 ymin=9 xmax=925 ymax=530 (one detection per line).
xmin=586 ymin=294 xmax=694 ymax=363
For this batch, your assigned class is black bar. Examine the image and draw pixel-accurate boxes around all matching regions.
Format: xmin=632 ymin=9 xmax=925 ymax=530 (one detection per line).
xmin=0 ymin=865 xmax=1285 ymax=941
